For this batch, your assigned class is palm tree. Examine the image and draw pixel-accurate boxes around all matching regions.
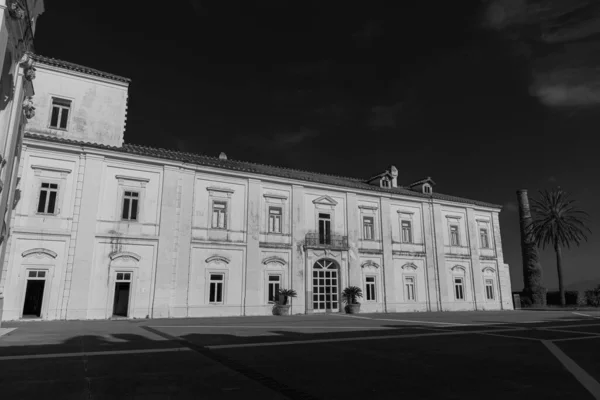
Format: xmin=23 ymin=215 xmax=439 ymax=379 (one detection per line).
xmin=528 ymin=188 xmax=591 ymax=306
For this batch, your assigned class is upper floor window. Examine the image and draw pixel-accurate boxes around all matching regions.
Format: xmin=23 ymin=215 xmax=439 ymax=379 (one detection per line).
xmin=268 ymin=206 xmax=282 ymax=233
xmin=49 ymin=97 xmax=71 ymax=130
xmin=423 ymin=184 xmax=432 ymax=194
xmin=381 ymin=179 xmax=390 ymax=188
xmin=363 ymin=216 xmax=374 ymax=240
xmin=480 ymin=228 xmax=490 ymax=248
xmin=212 ymin=201 xmax=227 ymax=229
xmin=37 ymin=182 xmax=58 ymax=214
xmin=401 ymin=220 xmax=413 ymax=243
xmin=122 ymin=191 xmax=139 ymax=221
xmin=318 ymin=213 xmax=331 ymax=244
xmin=450 ymin=224 xmax=460 ymax=246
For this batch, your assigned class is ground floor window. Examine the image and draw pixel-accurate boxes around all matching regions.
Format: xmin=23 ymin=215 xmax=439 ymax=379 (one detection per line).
xmin=23 ymin=269 xmax=47 ymax=318
xmin=404 ymin=276 xmax=416 ymax=301
xmin=365 ymin=276 xmax=376 ymax=301
xmin=209 ymin=273 xmax=224 ymax=304
xmin=267 ymin=274 xmax=281 ymax=303
xmin=485 ymin=279 xmax=495 ymax=300
xmin=454 ymin=277 xmax=465 ymax=300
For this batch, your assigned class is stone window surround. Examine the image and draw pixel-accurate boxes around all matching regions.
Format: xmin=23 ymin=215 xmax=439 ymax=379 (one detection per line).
xmin=359 ymin=205 xmax=378 ymax=241
xmin=116 ymin=175 xmax=149 ymax=223
xmin=445 ymin=215 xmax=465 ymax=247
xmin=206 ymin=269 xmax=228 ymax=305
xmin=398 ymin=210 xmax=419 ymax=244
xmin=263 ymin=193 xmax=288 ymax=235
xmin=476 ymin=218 xmax=493 ymax=249
xmin=207 ymin=187 xmax=234 ymax=231
xmin=47 ymin=94 xmax=74 ymax=131
xmin=19 ymin=265 xmax=53 ymax=319
xmin=31 ymin=164 xmax=72 ymax=217
xmin=403 ymin=274 xmax=417 ymax=302
xmin=364 ymin=274 xmax=377 ymax=302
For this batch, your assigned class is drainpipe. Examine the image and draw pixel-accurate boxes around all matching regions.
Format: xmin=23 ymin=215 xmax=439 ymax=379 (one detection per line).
xmin=429 ymin=198 xmax=442 ymax=311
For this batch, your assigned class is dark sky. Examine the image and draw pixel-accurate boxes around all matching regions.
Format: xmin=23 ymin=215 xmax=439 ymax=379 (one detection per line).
xmin=34 ymin=1 xmax=600 ymax=291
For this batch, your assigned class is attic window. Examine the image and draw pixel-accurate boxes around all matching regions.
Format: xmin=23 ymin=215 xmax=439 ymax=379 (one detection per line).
xmin=423 ymin=184 xmax=432 ymax=194
xmin=381 ymin=179 xmax=390 ymax=188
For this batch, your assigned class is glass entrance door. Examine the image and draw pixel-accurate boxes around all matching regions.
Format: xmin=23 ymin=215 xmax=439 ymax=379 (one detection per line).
xmin=312 ymin=259 xmax=339 ymax=312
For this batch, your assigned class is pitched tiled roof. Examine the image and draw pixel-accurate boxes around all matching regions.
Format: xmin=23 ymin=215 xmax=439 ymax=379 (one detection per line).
xmin=24 ymin=133 xmax=502 ymax=209
xmin=31 ymin=54 xmax=131 ymax=83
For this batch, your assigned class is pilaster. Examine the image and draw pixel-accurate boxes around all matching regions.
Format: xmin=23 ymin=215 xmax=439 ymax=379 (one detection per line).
xmin=346 ymin=193 xmax=361 ymax=287
xmin=380 ymin=197 xmax=393 ymax=312
xmin=66 ymin=154 xmax=104 ymax=319
xmin=244 ymin=178 xmax=262 ymax=315
xmin=492 ymin=211 xmax=512 ymax=309
xmin=432 ymin=203 xmax=449 ymax=306
xmin=422 ymin=202 xmax=440 ymax=311
xmin=466 ymin=208 xmax=484 ymax=309
xmin=291 ymin=184 xmax=306 ymax=314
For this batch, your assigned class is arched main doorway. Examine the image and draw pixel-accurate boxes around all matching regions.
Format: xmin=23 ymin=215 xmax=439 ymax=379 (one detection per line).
xmin=312 ymin=259 xmax=339 ymax=312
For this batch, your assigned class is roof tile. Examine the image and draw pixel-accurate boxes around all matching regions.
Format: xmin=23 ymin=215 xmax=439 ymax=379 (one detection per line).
xmin=31 ymin=54 xmax=131 ymax=83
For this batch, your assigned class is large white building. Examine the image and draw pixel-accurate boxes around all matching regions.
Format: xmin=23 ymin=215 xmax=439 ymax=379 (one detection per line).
xmin=0 ymin=55 xmax=513 ymax=321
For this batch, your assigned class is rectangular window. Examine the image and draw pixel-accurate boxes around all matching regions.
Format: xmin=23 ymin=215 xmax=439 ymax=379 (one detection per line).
xmin=480 ymin=228 xmax=490 ymax=248
xmin=267 ymin=274 xmax=281 ymax=303
xmin=365 ymin=276 xmax=376 ymax=301
xmin=485 ymin=279 xmax=494 ymax=300
xmin=37 ymin=182 xmax=59 ymax=214
xmin=49 ymin=98 xmax=71 ymax=129
xmin=363 ymin=216 xmax=374 ymax=240
xmin=268 ymin=207 xmax=282 ymax=233
xmin=454 ymin=277 xmax=464 ymax=300
xmin=450 ymin=225 xmax=460 ymax=246
xmin=401 ymin=220 xmax=413 ymax=243
xmin=116 ymin=272 xmax=132 ymax=282
xmin=405 ymin=276 xmax=416 ymax=301
xmin=209 ymin=273 xmax=224 ymax=303
xmin=121 ymin=191 xmax=139 ymax=221
xmin=318 ymin=213 xmax=331 ymax=245
xmin=212 ymin=201 xmax=227 ymax=229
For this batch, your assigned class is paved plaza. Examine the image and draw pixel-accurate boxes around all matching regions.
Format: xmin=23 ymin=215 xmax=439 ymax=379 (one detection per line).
xmin=1 ymin=310 xmax=600 ymax=399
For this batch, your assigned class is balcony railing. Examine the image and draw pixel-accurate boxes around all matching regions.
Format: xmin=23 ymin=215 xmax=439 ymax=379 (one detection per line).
xmin=304 ymin=232 xmax=349 ymax=250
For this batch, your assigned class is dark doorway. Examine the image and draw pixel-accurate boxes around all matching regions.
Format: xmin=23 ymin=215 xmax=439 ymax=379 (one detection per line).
xmin=22 ymin=279 xmax=45 ymax=317
xmin=112 ymin=282 xmax=130 ymax=317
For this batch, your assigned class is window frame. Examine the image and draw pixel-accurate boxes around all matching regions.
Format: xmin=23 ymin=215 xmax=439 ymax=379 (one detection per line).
xmin=365 ymin=275 xmax=377 ymax=302
xmin=362 ymin=216 xmax=375 ymax=240
xmin=36 ymin=181 xmax=60 ymax=215
xmin=268 ymin=206 xmax=283 ymax=234
xmin=454 ymin=277 xmax=465 ymax=300
xmin=266 ymin=273 xmax=282 ymax=303
xmin=404 ymin=275 xmax=417 ymax=302
xmin=121 ymin=190 xmax=140 ymax=222
xmin=480 ymin=227 xmax=490 ymax=249
xmin=317 ymin=212 xmax=332 ymax=244
xmin=48 ymin=97 xmax=72 ymax=130
xmin=211 ymin=200 xmax=228 ymax=230
xmin=449 ymin=224 xmax=460 ymax=246
xmin=208 ymin=272 xmax=226 ymax=304
xmin=485 ymin=278 xmax=495 ymax=300
xmin=401 ymin=219 xmax=413 ymax=243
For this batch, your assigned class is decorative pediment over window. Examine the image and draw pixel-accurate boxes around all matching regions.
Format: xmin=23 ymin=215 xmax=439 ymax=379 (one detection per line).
xmin=482 ymin=266 xmax=496 ymax=274
xmin=361 ymin=260 xmax=380 ymax=269
xmin=401 ymin=263 xmax=418 ymax=271
xmin=109 ymin=251 xmax=141 ymax=262
xmin=205 ymin=255 xmax=230 ymax=264
xmin=262 ymin=256 xmax=287 ymax=266
xmin=31 ymin=165 xmax=72 ymax=178
xmin=22 ymin=248 xmax=57 ymax=259
xmin=263 ymin=193 xmax=288 ymax=200
xmin=116 ymin=175 xmax=150 ymax=188
xmin=451 ymin=265 xmax=466 ymax=273
xmin=207 ymin=187 xmax=235 ymax=198
xmin=313 ymin=195 xmax=338 ymax=206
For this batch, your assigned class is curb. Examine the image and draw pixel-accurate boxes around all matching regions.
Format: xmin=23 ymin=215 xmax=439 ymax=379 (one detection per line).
xmin=0 ymin=328 xmax=16 ymax=338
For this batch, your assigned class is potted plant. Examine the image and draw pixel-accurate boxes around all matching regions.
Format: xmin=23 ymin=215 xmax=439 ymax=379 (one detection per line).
xmin=342 ymin=286 xmax=363 ymax=314
xmin=272 ymin=288 xmax=297 ymax=316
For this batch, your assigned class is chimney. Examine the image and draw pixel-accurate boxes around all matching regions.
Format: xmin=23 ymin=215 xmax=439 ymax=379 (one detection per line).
xmin=219 ymin=152 xmax=227 ymax=160
xmin=389 ymin=165 xmax=398 ymax=187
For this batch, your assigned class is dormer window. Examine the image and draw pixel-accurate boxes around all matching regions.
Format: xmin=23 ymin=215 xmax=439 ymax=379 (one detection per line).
xmin=423 ymin=184 xmax=432 ymax=194
xmin=381 ymin=179 xmax=391 ymax=188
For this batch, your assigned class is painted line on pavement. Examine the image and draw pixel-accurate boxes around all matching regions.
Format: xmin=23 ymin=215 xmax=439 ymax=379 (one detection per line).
xmin=543 ymin=340 xmax=600 ymax=399
xmin=551 ymin=335 xmax=600 ymax=343
xmin=148 ymin=325 xmax=390 ymax=329
xmin=0 ymin=347 xmax=192 ymax=361
xmin=0 ymin=328 xmax=16 ymax=338
xmin=539 ymin=322 xmax=600 ymax=330
xmin=205 ymin=327 xmax=528 ymax=350
xmin=331 ymin=314 xmax=470 ymax=326
xmin=573 ymin=312 xmax=600 ymax=319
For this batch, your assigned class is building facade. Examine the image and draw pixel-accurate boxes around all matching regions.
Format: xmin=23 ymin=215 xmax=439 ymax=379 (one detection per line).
xmin=0 ymin=56 xmax=513 ymax=321
xmin=0 ymin=0 xmax=44 ymax=323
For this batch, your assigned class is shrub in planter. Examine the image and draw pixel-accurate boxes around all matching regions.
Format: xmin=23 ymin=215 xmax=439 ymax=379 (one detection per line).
xmin=342 ymin=286 xmax=363 ymax=314
xmin=585 ymin=285 xmax=600 ymax=307
xmin=577 ymin=291 xmax=588 ymax=307
xmin=520 ymin=295 xmax=533 ymax=308
xmin=272 ymin=288 xmax=297 ymax=316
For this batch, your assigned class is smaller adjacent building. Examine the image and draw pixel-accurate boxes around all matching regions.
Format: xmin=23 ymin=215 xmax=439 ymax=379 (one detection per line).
xmin=0 ymin=55 xmax=513 ymax=321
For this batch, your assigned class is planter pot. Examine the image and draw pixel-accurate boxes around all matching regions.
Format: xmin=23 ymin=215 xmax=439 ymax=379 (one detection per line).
xmin=272 ymin=304 xmax=291 ymax=316
xmin=344 ymin=304 xmax=361 ymax=314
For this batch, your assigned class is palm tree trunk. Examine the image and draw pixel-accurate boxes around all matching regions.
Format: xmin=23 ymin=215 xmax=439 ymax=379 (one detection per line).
xmin=555 ymin=243 xmax=565 ymax=306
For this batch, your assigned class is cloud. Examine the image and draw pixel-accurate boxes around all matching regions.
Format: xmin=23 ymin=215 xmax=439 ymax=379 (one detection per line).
xmin=504 ymin=201 xmax=519 ymax=212
xmin=369 ymin=102 xmax=403 ymax=129
xmin=272 ymin=128 xmax=319 ymax=146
